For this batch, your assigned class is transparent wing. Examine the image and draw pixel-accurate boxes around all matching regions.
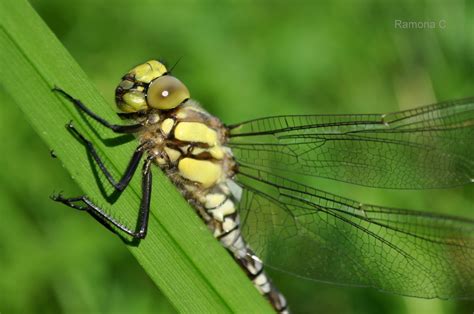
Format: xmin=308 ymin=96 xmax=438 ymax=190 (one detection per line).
xmin=228 ymin=98 xmax=474 ymax=189
xmin=237 ymin=166 xmax=474 ymax=298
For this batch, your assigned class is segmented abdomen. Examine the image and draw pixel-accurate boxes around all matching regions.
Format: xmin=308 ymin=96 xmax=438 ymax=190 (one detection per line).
xmin=149 ymin=101 xmax=288 ymax=313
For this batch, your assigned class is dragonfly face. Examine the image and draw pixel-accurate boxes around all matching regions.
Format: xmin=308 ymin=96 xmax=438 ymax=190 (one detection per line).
xmin=115 ymin=60 xmax=190 ymax=112
xmin=52 ymin=59 xmax=474 ymax=313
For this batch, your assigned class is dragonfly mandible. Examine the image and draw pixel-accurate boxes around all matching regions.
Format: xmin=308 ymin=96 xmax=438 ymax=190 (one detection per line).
xmin=52 ymin=60 xmax=474 ymax=313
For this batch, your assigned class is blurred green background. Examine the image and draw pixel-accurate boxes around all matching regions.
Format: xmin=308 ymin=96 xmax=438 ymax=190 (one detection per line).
xmin=1 ymin=0 xmax=473 ymax=313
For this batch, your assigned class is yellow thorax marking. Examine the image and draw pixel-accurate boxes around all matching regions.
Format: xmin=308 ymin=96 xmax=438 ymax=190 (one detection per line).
xmin=160 ymin=118 xmax=174 ymax=136
xmin=209 ymin=146 xmax=224 ymax=159
xmin=164 ymin=147 xmax=181 ymax=162
xmin=174 ymin=122 xmax=218 ymax=146
xmin=178 ymin=158 xmax=222 ymax=188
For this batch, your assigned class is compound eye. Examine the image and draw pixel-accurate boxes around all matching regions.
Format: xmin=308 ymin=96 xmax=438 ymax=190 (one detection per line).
xmin=147 ymin=76 xmax=190 ymax=110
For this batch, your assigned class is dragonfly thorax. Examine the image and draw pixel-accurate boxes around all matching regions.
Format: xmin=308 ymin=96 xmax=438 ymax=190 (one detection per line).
xmin=138 ymin=99 xmax=235 ymax=191
xmin=135 ymin=99 xmax=246 ymax=252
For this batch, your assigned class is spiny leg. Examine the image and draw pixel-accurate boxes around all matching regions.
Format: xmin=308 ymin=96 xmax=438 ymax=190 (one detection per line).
xmin=67 ymin=121 xmax=149 ymax=191
xmin=52 ymin=87 xmax=152 ymax=238
xmin=52 ymin=87 xmax=144 ymax=133
xmin=52 ymin=156 xmax=154 ymax=239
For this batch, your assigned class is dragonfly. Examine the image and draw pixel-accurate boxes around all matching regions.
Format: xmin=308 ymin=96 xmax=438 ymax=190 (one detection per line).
xmin=52 ymin=60 xmax=474 ymax=313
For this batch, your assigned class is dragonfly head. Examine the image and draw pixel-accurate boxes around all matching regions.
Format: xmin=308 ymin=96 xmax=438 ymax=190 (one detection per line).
xmin=115 ymin=60 xmax=190 ymax=113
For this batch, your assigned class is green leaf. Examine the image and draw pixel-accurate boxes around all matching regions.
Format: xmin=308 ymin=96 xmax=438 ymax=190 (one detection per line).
xmin=0 ymin=0 xmax=273 ymax=313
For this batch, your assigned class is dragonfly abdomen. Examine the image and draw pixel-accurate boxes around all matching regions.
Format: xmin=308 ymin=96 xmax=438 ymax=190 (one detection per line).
xmin=206 ymin=181 xmax=289 ymax=314
xmin=148 ymin=101 xmax=288 ymax=313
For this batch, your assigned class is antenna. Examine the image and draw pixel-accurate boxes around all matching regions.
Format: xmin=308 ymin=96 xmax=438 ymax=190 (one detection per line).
xmin=168 ymin=56 xmax=183 ymax=74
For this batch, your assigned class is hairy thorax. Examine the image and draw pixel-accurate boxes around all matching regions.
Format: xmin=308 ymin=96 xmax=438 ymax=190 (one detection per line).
xmin=137 ymin=100 xmax=240 ymax=230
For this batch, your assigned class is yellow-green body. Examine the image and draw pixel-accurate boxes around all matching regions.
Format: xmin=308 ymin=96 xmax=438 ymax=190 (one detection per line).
xmin=114 ymin=60 xmax=288 ymax=313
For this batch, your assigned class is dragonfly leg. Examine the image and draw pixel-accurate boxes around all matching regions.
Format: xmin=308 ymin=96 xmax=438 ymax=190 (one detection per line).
xmin=53 ymin=87 xmax=144 ymax=133
xmin=67 ymin=121 xmax=148 ymax=191
xmin=51 ymin=156 xmax=153 ymax=239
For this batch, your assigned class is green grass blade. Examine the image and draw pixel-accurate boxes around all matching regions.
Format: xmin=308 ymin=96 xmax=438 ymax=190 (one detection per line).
xmin=0 ymin=0 xmax=273 ymax=313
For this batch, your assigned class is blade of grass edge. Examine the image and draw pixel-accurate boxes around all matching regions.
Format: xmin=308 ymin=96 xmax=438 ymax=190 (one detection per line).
xmin=0 ymin=1 xmax=273 ymax=313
